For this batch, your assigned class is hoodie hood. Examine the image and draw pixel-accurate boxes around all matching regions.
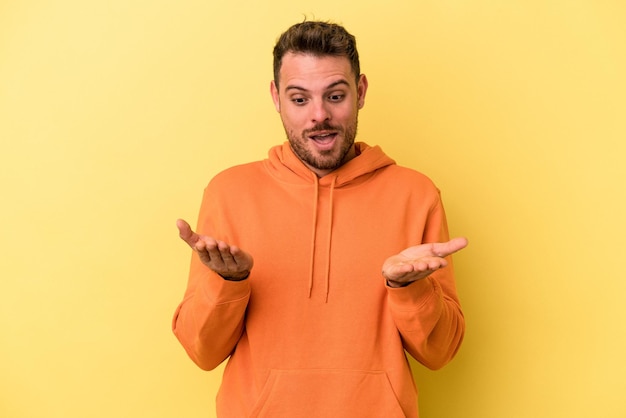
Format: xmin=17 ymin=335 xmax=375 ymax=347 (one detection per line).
xmin=263 ymin=142 xmax=396 ymax=301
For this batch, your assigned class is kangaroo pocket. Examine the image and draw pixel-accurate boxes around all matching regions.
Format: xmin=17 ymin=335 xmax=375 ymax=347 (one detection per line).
xmin=250 ymin=369 xmax=406 ymax=418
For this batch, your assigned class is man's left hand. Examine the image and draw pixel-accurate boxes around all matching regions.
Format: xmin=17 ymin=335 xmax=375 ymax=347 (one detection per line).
xmin=382 ymin=237 xmax=468 ymax=288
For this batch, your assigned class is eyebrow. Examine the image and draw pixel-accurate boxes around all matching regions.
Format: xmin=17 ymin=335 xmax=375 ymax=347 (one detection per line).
xmin=285 ymin=79 xmax=351 ymax=93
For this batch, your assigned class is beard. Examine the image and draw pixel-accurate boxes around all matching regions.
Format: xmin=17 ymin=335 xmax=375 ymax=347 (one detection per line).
xmin=285 ymin=118 xmax=358 ymax=173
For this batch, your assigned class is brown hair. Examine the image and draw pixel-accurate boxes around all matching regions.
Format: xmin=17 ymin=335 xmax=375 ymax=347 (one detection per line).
xmin=272 ymin=21 xmax=361 ymax=88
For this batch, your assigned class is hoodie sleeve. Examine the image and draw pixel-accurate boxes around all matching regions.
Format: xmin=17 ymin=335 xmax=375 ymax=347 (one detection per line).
xmin=386 ymin=191 xmax=465 ymax=370
xmin=172 ymin=258 xmax=250 ymax=371
xmin=172 ymin=181 xmax=251 ymax=371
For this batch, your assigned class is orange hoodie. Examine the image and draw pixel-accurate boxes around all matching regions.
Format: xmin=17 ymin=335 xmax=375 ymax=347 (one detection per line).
xmin=173 ymin=142 xmax=464 ymax=417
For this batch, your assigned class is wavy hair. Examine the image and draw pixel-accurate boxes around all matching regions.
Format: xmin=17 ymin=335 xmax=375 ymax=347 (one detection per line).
xmin=272 ymin=21 xmax=361 ymax=88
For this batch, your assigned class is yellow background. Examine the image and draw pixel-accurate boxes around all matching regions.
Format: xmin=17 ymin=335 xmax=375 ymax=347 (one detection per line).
xmin=1 ymin=0 xmax=625 ymax=417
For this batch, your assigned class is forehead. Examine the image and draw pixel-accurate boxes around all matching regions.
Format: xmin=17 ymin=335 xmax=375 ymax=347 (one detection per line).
xmin=278 ymin=52 xmax=355 ymax=91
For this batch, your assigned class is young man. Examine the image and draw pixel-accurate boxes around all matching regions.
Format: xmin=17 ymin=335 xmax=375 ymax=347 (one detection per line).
xmin=173 ymin=21 xmax=468 ymax=417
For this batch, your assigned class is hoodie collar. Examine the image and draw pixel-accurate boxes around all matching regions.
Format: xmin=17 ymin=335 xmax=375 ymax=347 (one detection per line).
xmin=265 ymin=141 xmax=396 ymax=186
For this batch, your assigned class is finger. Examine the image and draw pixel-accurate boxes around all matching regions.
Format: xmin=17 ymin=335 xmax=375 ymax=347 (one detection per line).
xmin=421 ymin=258 xmax=443 ymax=271
xmin=217 ymin=241 xmax=238 ymax=270
xmin=411 ymin=257 xmax=447 ymax=272
xmin=433 ymin=237 xmax=468 ymax=258
xmin=219 ymin=242 xmax=252 ymax=273
xmin=231 ymin=245 xmax=254 ymax=272
xmin=176 ymin=219 xmax=198 ymax=247
xmin=202 ymin=238 xmax=223 ymax=262
xmin=388 ymin=265 xmax=436 ymax=284
xmin=191 ymin=236 xmax=217 ymax=265
xmin=450 ymin=236 xmax=469 ymax=251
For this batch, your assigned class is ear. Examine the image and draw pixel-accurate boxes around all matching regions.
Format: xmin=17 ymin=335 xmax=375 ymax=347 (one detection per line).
xmin=356 ymin=74 xmax=368 ymax=109
xmin=270 ymin=80 xmax=281 ymax=112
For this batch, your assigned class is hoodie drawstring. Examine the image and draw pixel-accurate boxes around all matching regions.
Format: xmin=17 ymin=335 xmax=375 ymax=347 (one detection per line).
xmin=307 ymin=175 xmax=337 ymax=303
xmin=323 ymin=177 xmax=336 ymax=302
xmin=307 ymin=176 xmax=319 ymax=298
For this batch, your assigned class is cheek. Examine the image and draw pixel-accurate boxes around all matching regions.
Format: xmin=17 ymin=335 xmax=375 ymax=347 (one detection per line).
xmin=335 ymin=107 xmax=358 ymax=124
xmin=337 ymin=101 xmax=359 ymax=118
xmin=281 ymin=110 xmax=306 ymax=130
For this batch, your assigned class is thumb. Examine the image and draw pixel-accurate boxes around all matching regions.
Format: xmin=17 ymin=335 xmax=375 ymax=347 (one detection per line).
xmin=176 ymin=219 xmax=197 ymax=247
xmin=436 ymin=237 xmax=469 ymax=258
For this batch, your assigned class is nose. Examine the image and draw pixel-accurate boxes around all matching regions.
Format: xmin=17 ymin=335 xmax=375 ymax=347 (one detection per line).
xmin=311 ymin=100 xmax=331 ymax=123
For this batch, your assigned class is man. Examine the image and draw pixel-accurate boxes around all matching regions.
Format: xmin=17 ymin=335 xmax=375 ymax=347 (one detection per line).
xmin=173 ymin=20 xmax=468 ymax=417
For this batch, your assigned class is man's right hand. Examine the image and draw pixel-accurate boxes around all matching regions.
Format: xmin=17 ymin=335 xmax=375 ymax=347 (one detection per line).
xmin=176 ymin=219 xmax=254 ymax=281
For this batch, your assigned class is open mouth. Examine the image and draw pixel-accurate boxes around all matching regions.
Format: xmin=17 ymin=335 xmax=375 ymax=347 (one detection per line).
xmin=309 ymin=132 xmax=338 ymax=143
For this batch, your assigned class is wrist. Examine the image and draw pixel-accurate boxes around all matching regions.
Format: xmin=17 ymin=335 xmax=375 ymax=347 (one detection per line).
xmin=219 ymin=271 xmax=250 ymax=281
xmin=386 ymin=279 xmax=413 ymax=288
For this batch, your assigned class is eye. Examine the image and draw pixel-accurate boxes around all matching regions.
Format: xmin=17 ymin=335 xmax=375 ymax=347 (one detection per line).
xmin=291 ymin=97 xmax=308 ymax=105
xmin=328 ymin=94 xmax=344 ymax=102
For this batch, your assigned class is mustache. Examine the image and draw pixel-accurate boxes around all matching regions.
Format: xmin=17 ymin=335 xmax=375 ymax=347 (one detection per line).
xmin=303 ymin=122 xmax=343 ymax=135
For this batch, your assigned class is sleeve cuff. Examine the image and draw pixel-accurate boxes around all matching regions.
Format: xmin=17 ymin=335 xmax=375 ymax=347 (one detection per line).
xmin=386 ymin=276 xmax=440 ymax=309
xmin=200 ymin=268 xmax=251 ymax=305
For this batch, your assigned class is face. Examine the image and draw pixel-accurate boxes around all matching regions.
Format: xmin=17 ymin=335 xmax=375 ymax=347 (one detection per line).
xmin=270 ymin=52 xmax=368 ymax=177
